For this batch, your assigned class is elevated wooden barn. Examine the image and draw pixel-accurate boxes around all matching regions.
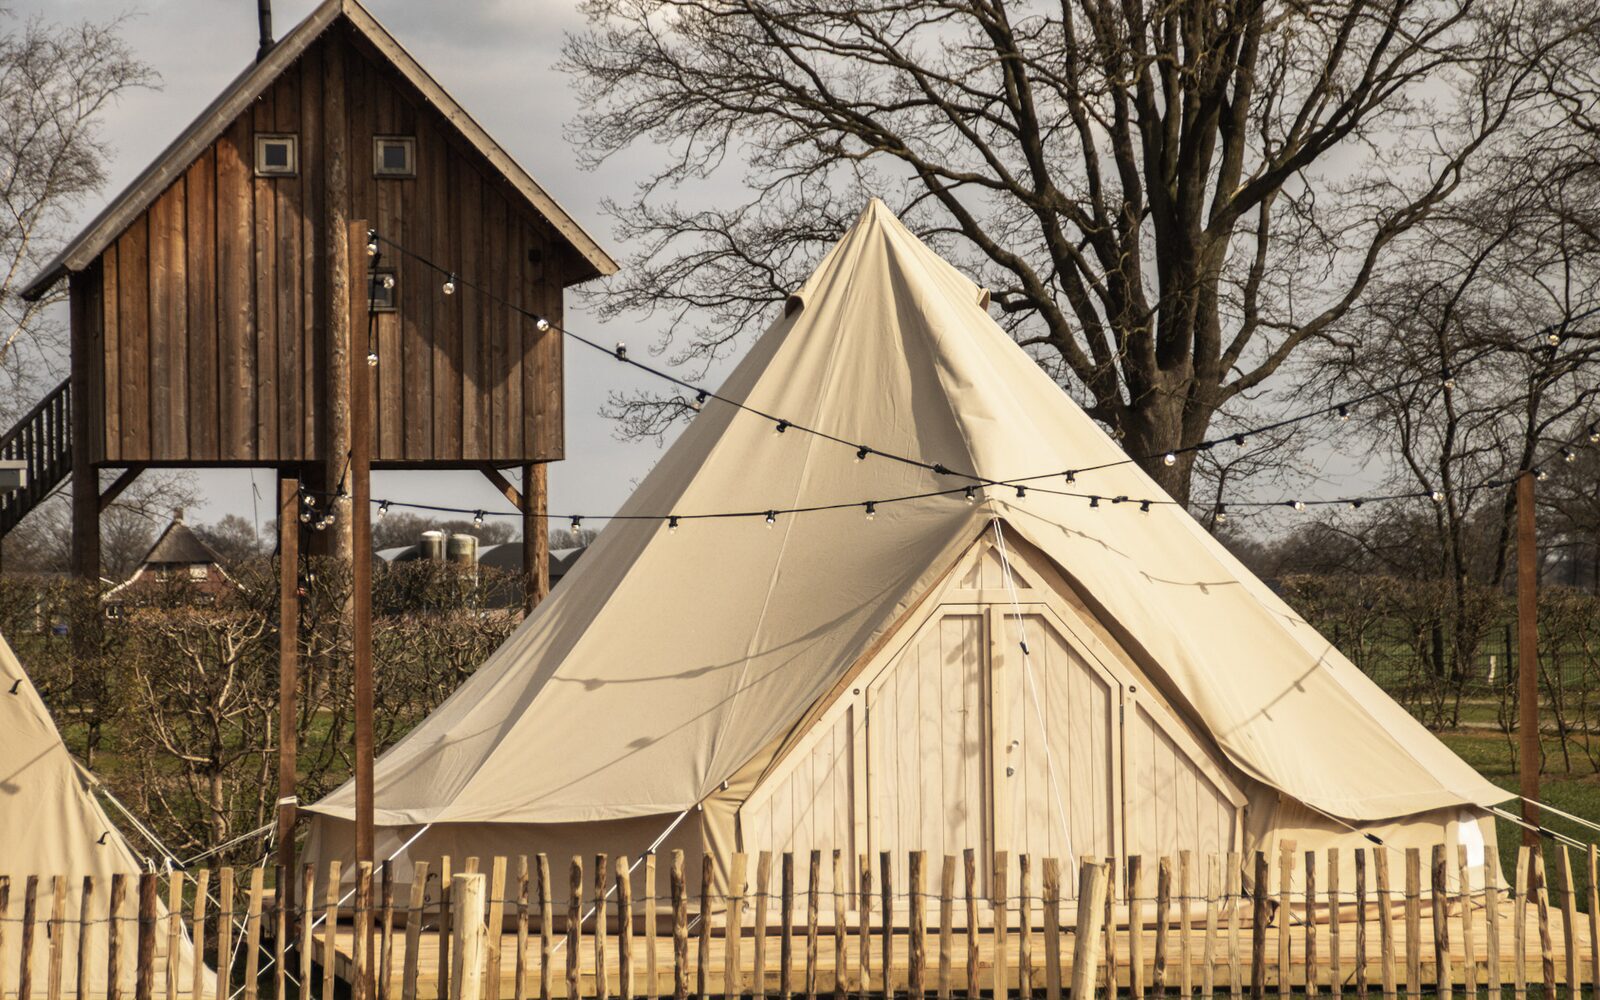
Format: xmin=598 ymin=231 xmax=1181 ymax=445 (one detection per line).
xmin=4 ymin=0 xmax=615 ymax=600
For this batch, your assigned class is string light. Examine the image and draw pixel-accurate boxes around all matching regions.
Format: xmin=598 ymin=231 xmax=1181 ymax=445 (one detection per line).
xmin=365 ymin=230 xmax=378 ymax=256
xmin=856 ymin=446 xmax=872 ymax=462
xmin=299 ymin=508 xmax=312 ymax=524
xmin=1139 ymin=499 xmax=1152 ymax=513
xmin=1162 ymin=453 xmax=1176 ymax=467
xmin=472 ymin=510 xmax=485 ymax=528
xmin=1547 ymin=333 xmax=1562 ymax=346
xmin=668 ymin=516 xmax=680 ymax=534
xmin=1589 ymin=424 xmax=1600 ymax=444
xmin=1429 ymin=490 xmax=1444 ymax=503
xmin=865 ymin=501 xmax=877 ymax=521
xmin=370 ymin=228 xmax=1591 ymax=502
xmin=442 ymin=274 xmax=456 ymax=296
xmin=377 ymin=500 xmax=390 ymax=519
xmin=1214 ymin=505 xmax=1227 ymax=525
xmin=1290 ymin=500 xmax=1306 ymax=512
xmin=1349 ymin=499 xmax=1364 ymax=510
xmin=964 ymin=486 xmax=977 ymax=504
xmin=1015 ymin=485 xmax=1026 ymax=499
xmin=1536 ymin=467 xmax=1550 ymax=482
xmin=1337 ymin=404 xmax=1350 ymax=421
xmin=366 ymin=350 xmax=378 ymax=367
xmin=381 ymin=274 xmax=396 ymax=290
xmin=765 ymin=510 xmax=777 ymax=528
xmin=1563 ymin=448 xmax=1577 ymax=463
xmin=1063 ymin=470 xmax=1075 ymax=484
xmin=614 ymin=343 xmax=627 ymax=361
xmin=1089 ymin=495 xmax=1100 ymax=508
xmin=571 ymin=515 xmax=583 ymax=533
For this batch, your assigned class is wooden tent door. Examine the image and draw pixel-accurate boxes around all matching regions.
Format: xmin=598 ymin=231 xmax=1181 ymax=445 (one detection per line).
xmin=861 ymin=605 xmax=991 ymax=892
xmin=988 ymin=603 xmax=1122 ymax=889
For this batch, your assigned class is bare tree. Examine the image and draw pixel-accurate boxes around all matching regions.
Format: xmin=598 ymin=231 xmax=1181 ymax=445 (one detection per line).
xmin=564 ymin=0 xmax=1575 ymax=502
xmin=0 ymin=11 xmax=155 ymax=415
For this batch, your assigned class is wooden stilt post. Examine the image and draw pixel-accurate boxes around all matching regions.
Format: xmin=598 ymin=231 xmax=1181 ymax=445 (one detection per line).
xmin=1516 ymin=469 xmax=1540 ymax=843
xmin=523 ymin=462 xmax=549 ymax=612
xmin=277 ymin=470 xmax=300 ymax=894
xmin=349 ymin=218 xmax=374 ymax=865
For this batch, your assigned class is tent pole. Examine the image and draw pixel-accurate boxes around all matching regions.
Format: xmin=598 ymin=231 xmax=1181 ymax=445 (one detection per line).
xmin=1516 ymin=469 xmax=1539 ymax=845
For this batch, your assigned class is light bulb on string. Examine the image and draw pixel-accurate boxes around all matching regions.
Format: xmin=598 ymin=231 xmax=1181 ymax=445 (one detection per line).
xmin=1348 ymin=499 xmax=1363 ymax=510
xmin=765 ymin=510 xmax=777 ymax=529
xmin=366 ymin=351 xmax=378 ymax=367
xmin=964 ymin=486 xmax=977 ymax=504
xmin=1088 ymin=495 xmax=1100 ymax=508
xmin=1337 ymin=404 xmax=1350 ymax=422
xmin=668 ymin=516 xmax=679 ymax=534
xmin=1015 ymin=485 xmax=1027 ymax=499
xmin=1139 ymin=499 xmax=1152 ymax=513
xmin=1290 ymin=500 xmax=1306 ymax=512
xmin=856 ymin=446 xmax=871 ymax=462
xmin=381 ymin=274 xmax=395 ymax=290
xmin=571 ymin=515 xmax=583 ymax=533
xmin=299 ymin=509 xmax=312 ymax=524
xmin=365 ymin=232 xmax=378 ymax=256
xmin=1547 ymin=333 xmax=1562 ymax=346
xmin=1162 ymin=453 xmax=1176 ymax=467
xmin=1233 ymin=433 xmax=1247 ymax=447
xmin=1563 ymin=447 xmax=1577 ymax=464
xmin=1536 ymin=467 xmax=1550 ymax=482
xmin=1588 ymin=423 xmax=1599 ymax=444
xmin=377 ymin=501 xmax=390 ymax=519
xmin=865 ymin=502 xmax=877 ymax=521
xmin=442 ymin=274 xmax=456 ymax=295
xmin=534 ymin=316 xmax=551 ymax=333
xmin=614 ymin=343 xmax=627 ymax=361
xmin=774 ymin=420 xmax=790 ymax=434
xmin=324 ymin=509 xmax=338 ymax=525
xmin=472 ymin=510 xmax=485 ymax=528
xmin=1429 ymin=490 xmax=1444 ymax=503
xmin=1441 ymin=368 xmax=1456 ymax=390
xmin=1214 ymin=505 xmax=1227 ymax=525
xmin=1063 ymin=470 xmax=1075 ymax=484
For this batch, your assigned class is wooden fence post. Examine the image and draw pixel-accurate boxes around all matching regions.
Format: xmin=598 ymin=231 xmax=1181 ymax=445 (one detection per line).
xmin=1327 ymin=849 xmax=1341 ymax=1000
xmin=515 ymin=858 xmax=530 ymax=1000
xmin=1513 ymin=846 xmax=1528 ymax=1000
xmin=993 ymin=852 xmax=1010 ymax=1000
xmin=909 ymin=852 xmax=926 ymax=1000
xmin=1455 ymin=847 xmax=1475 ymax=998
xmin=1374 ymin=850 xmax=1395 ymax=1000
xmin=1352 ymin=850 xmax=1368 ymax=998
xmin=1155 ymin=857 xmax=1171 ymax=997
xmin=1018 ymin=854 xmax=1033 ymax=999
xmin=0 ymin=877 xmax=10 ymax=1000
xmin=1071 ymin=862 xmax=1108 ymax=1000
xmin=1305 ymin=852 xmax=1318 ymax=997
xmin=48 ymin=875 xmax=67 ymax=1000
xmin=646 ymin=854 xmax=660 ymax=1000
xmin=779 ymin=853 xmax=793 ymax=1000
xmin=108 ymin=874 xmax=126 ymax=1000
xmin=452 ymin=873 xmax=488 ymax=1000
xmin=1249 ymin=854 xmax=1268 ymax=1000
xmin=1276 ymin=847 xmax=1290 ymax=1000
xmin=1131 ymin=856 xmax=1147 ymax=1000
xmin=1203 ymin=856 xmax=1219 ymax=1000
xmin=964 ymin=850 xmax=979 ymax=998
xmin=1403 ymin=849 xmax=1421 ymax=996
xmin=940 ymin=856 xmax=956 ymax=1000
xmin=243 ymin=868 xmax=266 ymax=1000
xmin=1429 ymin=846 xmax=1449 ymax=997
xmin=404 ymin=863 xmax=429 ymax=1000
xmin=594 ymin=854 xmax=610 ymax=1000
xmin=829 ymin=852 xmax=842 ymax=1000
xmin=1225 ymin=855 xmax=1240 ymax=1000
xmin=1043 ymin=859 xmax=1063 ymax=1000
xmin=78 ymin=876 xmax=95 ymax=1000
xmin=856 ymin=855 xmax=871 ymax=1000
xmin=755 ymin=853 xmax=773 ymax=1000
xmin=671 ymin=851 xmax=688 ymax=1000
xmin=1104 ymin=858 xmax=1119 ymax=999
xmin=537 ymin=856 xmax=553 ymax=1000
xmin=880 ymin=854 xmax=893 ymax=1000
xmin=804 ymin=852 xmax=819 ymax=1000
xmin=192 ymin=871 xmax=210 ymax=1000
xmin=352 ymin=863 xmax=371 ymax=1000
xmin=487 ymin=858 xmax=506 ymax=1000
xmin=618 ymin=857 xmax=635 ymax=1000
xmin=567 ymin=857 xmax=583 ymax=1000
xmin=135 ymin=873 xmax=157 ymax=1000
xmin=1180 ymin=852 xmax=1194 ymax=1000
xmin=727 ymin=853 xmax=748 ymax=1000
xmin=1558 ymin=846 xmax=1578 ymax=992
xmin=703 ymin=856 xmax=718 ymax=1000
xmin=20 ymin=875 xmax=38 ymax=1000
xmin=1533 ymin=849 xmax=1554 ymax=996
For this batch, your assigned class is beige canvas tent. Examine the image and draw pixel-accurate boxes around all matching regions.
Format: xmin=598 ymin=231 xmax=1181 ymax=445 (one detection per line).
xmin=305 ymin=200 xmax=1511 ymax=896
xmin=0 ymin=629 xmax=201 ymax=997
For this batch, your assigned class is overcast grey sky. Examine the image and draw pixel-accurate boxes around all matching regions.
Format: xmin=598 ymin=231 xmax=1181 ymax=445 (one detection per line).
xmin=25 ymin=0 xmax=700 ymax=536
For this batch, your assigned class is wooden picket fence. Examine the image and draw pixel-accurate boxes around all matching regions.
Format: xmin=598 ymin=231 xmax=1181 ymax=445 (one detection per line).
xmin=3 ymin=842 xmax=1598 ymax=1000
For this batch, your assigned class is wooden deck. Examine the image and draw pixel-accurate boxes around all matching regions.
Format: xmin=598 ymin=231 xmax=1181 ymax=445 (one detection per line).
xmin=317 ymin=899 xmax=1597 ymax=998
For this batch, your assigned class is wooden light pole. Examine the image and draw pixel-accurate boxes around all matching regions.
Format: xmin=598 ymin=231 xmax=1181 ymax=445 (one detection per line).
xmin=1516 ymin=468 xmax=1540 ymax=844
xmin=348 ymin=219 xmax=375 ymax=865
xmin=277 ymin=471 xmax=300 ymax=892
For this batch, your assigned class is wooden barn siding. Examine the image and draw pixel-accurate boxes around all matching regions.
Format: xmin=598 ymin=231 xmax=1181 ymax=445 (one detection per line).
xmin=91 ymin=28 xmax=565 ymax=467
xmin=742 ymin=708 xmax=857 ymax=897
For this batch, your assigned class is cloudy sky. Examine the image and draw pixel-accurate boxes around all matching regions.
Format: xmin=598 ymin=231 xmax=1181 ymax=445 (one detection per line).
xmin=25 ymin=0 xmax=704 ymax=536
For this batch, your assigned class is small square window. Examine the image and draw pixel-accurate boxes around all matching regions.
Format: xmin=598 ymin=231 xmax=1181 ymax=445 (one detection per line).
xmin=188 ymin=565 xmax=210 ymax=580
xmin=369 ymin=268 xmax=398 ymax=312
xmin=255 ymin=133 xmax=298 ymax=176
xmin=374 ymin=136 xmax=416 ymax=178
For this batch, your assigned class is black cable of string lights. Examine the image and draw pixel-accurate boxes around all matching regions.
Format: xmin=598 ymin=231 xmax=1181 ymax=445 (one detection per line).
xmin=312 ymin=229 xmax=1598 ymax=528
xmin=369 ymin=230 xmax=1596 ymax=481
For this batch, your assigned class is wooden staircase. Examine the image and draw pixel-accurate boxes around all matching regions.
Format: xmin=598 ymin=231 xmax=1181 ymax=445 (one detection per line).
xmin=0 ymin=378 xmax=72 ymax=536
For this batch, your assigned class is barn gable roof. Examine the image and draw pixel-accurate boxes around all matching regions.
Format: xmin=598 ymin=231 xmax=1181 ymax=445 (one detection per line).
xmin=21 ymin=0 xmax=616 ymax=301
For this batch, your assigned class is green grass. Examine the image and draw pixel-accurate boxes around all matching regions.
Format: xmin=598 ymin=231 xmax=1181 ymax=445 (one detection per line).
xmin=1438 ymin=727 xmax=1600 ymax=909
